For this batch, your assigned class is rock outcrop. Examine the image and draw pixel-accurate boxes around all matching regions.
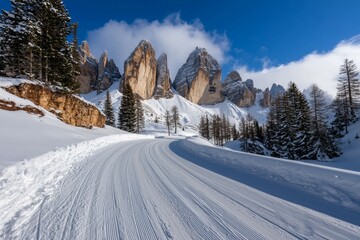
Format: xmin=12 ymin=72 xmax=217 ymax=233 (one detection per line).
xmin=154 ymin=53 xmax=173 ymax=99
xmin=222 ymin=71 xmax=257 ymax=107
xmin=5 ymin=83 xmax=105 ymax=128
xmin=97 ymin=51 xmax=121 ymax=93
xmin=120 ymin=40 xmax=157 ymax=100
xmin=77 ymin=41 xmax=98 ymax=93
xmin=260 ymin=83 xmax=286 ymax=107
xmin=0 ymin=99 xmax=44 ymax=116
xmin=76 ymin=41 xmax=120 ymax=94
xmin=173 ymin=47 xmax=223 ymax=105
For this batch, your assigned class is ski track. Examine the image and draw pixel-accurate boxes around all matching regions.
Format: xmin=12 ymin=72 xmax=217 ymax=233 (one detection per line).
xmin=5 ymin=138 xmax=359 ymax=240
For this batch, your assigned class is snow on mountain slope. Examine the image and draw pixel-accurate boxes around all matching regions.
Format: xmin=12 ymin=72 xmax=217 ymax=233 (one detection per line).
xmin=304 ymin=119 xmax=360 ymax=171
xmin=82 ymin=82 xmax=269 ymax=133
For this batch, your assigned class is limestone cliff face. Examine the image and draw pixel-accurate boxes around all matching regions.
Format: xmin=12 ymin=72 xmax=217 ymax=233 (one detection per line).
xmin=97 ymin=51 xmax=121 ymax=93
xmin=77 ymin=41 xmax=98 ymax=93
xmin=173 ymin=47 xmax=223 ymax=105
xmin=5 ymin=83 xmax=105 ymax=128
xmin=154 ymin=53 xmax=173 ymax=99
xmin=76 ymin=41 xmax=120 ymax=94
xmin=121 ymin=40 xmax=157 ymax=99
xmin=222 ymin=71 xmax=256 ymax=107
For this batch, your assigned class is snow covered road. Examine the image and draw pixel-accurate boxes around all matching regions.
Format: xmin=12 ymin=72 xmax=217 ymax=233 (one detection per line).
xmin=8 ymin=138 xmax=359 ymax=240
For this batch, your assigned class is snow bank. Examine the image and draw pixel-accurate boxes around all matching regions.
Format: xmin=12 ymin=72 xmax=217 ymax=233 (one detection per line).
xmin=179 ymin=137 xmax=360 ymax=212
xmin=0 ymin=77 xmax=38 ymax=88
xmin=0 ymin=134 xmax=153 ymax=236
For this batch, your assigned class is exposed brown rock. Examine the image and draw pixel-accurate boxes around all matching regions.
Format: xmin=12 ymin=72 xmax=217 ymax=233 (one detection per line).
xmin=76 ymin=42 xmax=121 ymax=94
xmin=222 ymin=71 xmax=256 ymax=107
xmin=77 ymin=41 xmax=98 ymax=93
xmin=173 ymin=47 xmax=223 ymax=105
xmin=260 ymin=87 xmax=271 ymax=107
xmin=5 ymin=83 xmax=105 ymax=128
xmin=121 ymin=40 xmax=157 ymax=100
xmin=0 ymin=99 xmax=44 ymax=116
xmin=154 ymin=53 xmax=173 ymax=99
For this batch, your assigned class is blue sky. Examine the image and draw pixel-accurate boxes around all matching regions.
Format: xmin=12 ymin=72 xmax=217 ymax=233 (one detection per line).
xmin=2 ymin=0 xmax=360 ymax=94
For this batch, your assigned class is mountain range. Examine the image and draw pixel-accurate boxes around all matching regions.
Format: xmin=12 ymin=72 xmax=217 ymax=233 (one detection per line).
xmin=77 ymin=40 xmax=286 ymax=113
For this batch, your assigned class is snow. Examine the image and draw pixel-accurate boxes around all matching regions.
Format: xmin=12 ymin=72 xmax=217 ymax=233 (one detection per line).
xmin=0 ymin=134 xmax=153 ymax=238
xmin=305 ymin=119 xmax=360 ymax=171
xmin=1 ymin=77 xmax=360 ymax=238
xmin=0 ymin=77 xmax=38 ymax=88
xmin=82 ymin=82 xmax=269 ymax=136
xmin=181 ymin=137 xmax=360 ymax=219
xmin=0 ymin=86 xmax=117 ymax=169
xmin=1 ymin=137 xmax=358 ymax=239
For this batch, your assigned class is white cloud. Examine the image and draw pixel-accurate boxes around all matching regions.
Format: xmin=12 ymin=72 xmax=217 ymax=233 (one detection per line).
xmin=238 ymin=37 xmax=360 ymax=97
xmin=86 ymin=13 xmax=229 ymax=80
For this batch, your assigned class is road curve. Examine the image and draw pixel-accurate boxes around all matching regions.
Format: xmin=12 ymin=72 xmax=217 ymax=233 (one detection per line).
xmin=20 ymin=138 xmax=360 ymax=240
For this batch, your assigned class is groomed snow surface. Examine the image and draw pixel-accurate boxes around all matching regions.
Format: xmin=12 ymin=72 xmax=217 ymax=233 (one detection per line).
xmin=0 ymin=137 xmax=359 ymax=239
xmin=1 ymin=79 xmax=360 ymax=239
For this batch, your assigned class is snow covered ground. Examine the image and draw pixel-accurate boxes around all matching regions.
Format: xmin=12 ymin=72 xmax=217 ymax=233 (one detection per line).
xmin=0 ymin=137 xmax=358 ymax=239
xmin=225 ymin=120 xmax=360 ymax=172
xmin=1 ymin=78 xmax=360 ymax=239
xmin=0 ymin=85 xmax=126 ymax=169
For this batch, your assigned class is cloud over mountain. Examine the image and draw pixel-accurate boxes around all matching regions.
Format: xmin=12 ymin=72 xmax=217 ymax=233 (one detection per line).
xmin=87 ymin=13 xmax=229 ymax=79
xmin=237 ymin=37 xmax=360 ymax=96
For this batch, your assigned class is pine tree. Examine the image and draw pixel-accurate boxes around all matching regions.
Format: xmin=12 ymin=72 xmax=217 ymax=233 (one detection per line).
xmin=171 ymin=105 xmax=180 ymax=134
xmin=0 ymin=0 xmax=37 ymax=78
xmin=231 ymin=123 xmax=239 ymax=140
xmin=165 ymin=110 xmax=171 ymax=136
xmin=0 ymin=0 xmax=79 ymax=92
xmin=309 ymin=84 xmax=341 ymax=159
xmin=119 ymin=83 xmax=136 ymax=132
xmin=135 ymin=96 xmax=145 ymax=134
xmin=265 ymin=82 xmax=315 ymax=160
xmin=265 ymin=97 xmax=279 ymax=154
xmin=205 ymin=114 xmax=210 ymax=140
xmin=337 ymin=59 xmax=360 ymax=122
xmin=104 ymin=91 xmax=115 ymax=127
xmin=199 ymin=115 xmax=206 ymax=138
xmin=331 ymin=96 xmax=347 ymax=136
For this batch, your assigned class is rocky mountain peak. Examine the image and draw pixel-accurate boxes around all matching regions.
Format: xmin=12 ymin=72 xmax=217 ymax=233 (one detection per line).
xmin=173 ymin=47 xmax=223 ymax=105
xmin=80 ymin=41 xmax=92 ymax=56
xmin=78 ymin=41 xmax=96 ymax=64
xmin=260 ymin=83 xmax=286 ymax=107
xmin=222 ymin=71 xmax=256 ymax=107
xmin=244 ymin=79 xmax=254 ymax=91
xmin=121 ymin=40 xmax=157 ymax=100
xmin=76 ymin=44 xmax=120 ymax=94
xmin=270 ymin=83 xmax=285 ymax=98
xmin=224 ymin=71 xmax=242 ymax=83
xmin=98 ymin=51 xmax=108 ymax=77
xmin=154 ymin=53 xmax=173 ymax=99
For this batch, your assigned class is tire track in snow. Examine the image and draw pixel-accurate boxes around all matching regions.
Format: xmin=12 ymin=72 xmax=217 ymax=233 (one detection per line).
xmin=9 ymin=138 xmax=360 ymax=240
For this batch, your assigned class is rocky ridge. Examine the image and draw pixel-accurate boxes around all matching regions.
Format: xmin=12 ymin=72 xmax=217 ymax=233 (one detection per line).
xmin=154 ymin=53 xmax=174 ymax=99
xmin=172 ymin=47 xmax=223 ymax=105
xmin=120 ymin=40 xmax=157 ymax=100
xmin=260 ymin=83 xmax=286 ymax=107
xmin=222 ymin=71 xmax=257 ymax=107
xmin=76 ymin=41 xmax=120 ymax=94
xmin=4 ymin=83 xmax=105 ymax=128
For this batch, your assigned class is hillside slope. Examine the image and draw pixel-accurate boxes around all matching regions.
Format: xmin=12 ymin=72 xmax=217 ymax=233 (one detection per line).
xmin=0 ymin=79 xmax=123 ymax=169
xmin=83 ymin=82 xmax=269 ymax=133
